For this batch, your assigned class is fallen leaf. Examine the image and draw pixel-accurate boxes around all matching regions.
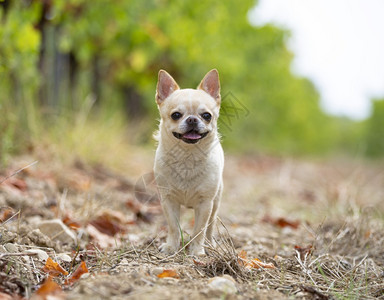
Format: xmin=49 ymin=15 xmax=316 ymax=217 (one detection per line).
xmin=62 ymin=214 xmax=81 ymax=230
xmin=262 ymin=215 xmax=300 ymax=229
xmin=34 ymin=275 xmax=63 ymax=299
xmin=157 ymin=269 xmax=179 ymax=278
xmin=294 ymin=245 xmax=313 ymax=260
xmin=125 ymin=198 xmax=159 ymax=223
xmin=238 ymin=250 xmax=275 ymax=269
xmin=192 ymin=259 xmax=206 ymax=267
xmin=65 ymin=261 xmax=89 ymax=285
xmin=248 ymin=258 xmax=275 ymax=269
xmin=86 ymin=224 xmax=120 ymax=248
xmin=0 ymin=177 xmax=28 ymax=196
xmin=0 ymin=207 xmax=15 ymax=223
xmin=238 ymin=250 xmax=247 ymax=261
xmin=42 ymin=257 xmax=69 ymax=276
xmin=275 ymin=217 xmax=300 ymax=229
xmin=4 ymin=177 xmax=28 ymax=191
xmin=89 ymin=210 xmax=128 ymax=236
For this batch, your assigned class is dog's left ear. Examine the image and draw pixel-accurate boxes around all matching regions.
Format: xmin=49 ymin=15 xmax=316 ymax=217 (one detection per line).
xmin=198 ymin=69 xmax=221 ymax=104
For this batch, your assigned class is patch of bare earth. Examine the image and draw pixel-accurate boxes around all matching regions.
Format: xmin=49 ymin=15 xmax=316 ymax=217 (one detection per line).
xmin=1 ymin=155 xmax=383 ymax=299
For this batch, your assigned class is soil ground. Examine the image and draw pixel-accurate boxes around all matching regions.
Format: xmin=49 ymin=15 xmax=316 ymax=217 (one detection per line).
xmin=1 ymin=152 xmax=383 ymax=299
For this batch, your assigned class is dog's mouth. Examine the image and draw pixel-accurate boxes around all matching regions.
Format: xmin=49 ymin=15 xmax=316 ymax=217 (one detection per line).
xmin=172 ymin=130 xmax=209 ymax=144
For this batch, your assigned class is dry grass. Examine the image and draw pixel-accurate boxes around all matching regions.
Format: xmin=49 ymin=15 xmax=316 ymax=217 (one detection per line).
xmin=1 ymin=155 xmax=384 ymax=299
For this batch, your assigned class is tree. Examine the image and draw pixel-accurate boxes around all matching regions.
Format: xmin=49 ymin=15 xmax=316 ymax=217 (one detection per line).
xmin=365 ymin=99 xmax=384 ymax=157
xmin=0 ymin=0 xmax=362 ymax=157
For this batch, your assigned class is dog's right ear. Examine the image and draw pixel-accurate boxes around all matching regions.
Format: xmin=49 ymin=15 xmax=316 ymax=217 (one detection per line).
xmin=156 ymin=70 xmax=180 ymax=105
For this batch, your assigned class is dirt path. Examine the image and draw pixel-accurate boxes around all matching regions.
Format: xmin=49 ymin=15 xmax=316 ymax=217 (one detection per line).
xmin=1 ymin=155 xmax=383 ymax=299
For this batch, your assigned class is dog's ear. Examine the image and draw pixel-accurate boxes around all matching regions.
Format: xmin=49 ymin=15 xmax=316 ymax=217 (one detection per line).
xmin=198 ymin=69 xmax=220 ymax=104
xmin=156 ymin=70 xmax=180 ymax=105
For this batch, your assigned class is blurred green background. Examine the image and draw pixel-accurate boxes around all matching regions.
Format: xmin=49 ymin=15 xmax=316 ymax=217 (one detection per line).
xmin=0 ymin=0 xmax=383 ymax=165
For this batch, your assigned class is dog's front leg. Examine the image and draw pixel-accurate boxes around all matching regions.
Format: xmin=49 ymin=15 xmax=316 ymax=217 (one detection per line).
xmin=159 ymin=199 xmax=181 ymax=254
xmin=206 ymin=184 xmax=222 ymax=247
xmin=190 ymin=200 xmax=213 ymax=256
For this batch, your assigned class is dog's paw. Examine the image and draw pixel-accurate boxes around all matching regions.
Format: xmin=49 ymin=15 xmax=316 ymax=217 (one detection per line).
xmin=206 ymin=238 xmax=217 ymax=248
xmin=159 ymin=242 xmax=178 ymax=255
xmin=189 ymin=245 xmax=205 ymax=257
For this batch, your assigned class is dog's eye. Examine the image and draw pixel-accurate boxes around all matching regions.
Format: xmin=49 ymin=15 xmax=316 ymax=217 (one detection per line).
xmin=201 ymin=112 xmax=212 ymax=121
xmin=171 ymin=112 xmax=182 ymax=120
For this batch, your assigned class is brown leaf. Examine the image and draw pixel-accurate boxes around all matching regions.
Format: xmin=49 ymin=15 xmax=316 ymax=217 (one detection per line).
xmin=0 ymin=177 xmax=28 ymax=196
xmin=89 ymin=211 xmax=128 ymax=236
xmin=192 ymin=259 xmax=206 ymax=267
xmin=275 ymin=217 xmax=300 ymax=229
xmin=5 ymin=177 xmax=28 ymax=192
xmin=238 ymin=250 xmax=247 ymax=261
xmin=262 ymin=215 xmax=300 ymax=229
xmin=65 ymin=261 xmax=89 ymax=285
xmin=62 ymin=214 xmax=81 ymax=230
xmin=42 ymin=257 xmax=69 ymax=276
xmin=125 ymin=198 xmax=159 ymax=223
xmin=86 ymin=224 xmax=120 ymax=249
xmin=294 ymin=245 xmax=313 ymax=260
xmin=0 ymin=207 xmax=15 ymax=223
xmin=237 ymin=250 xmax=247 ymax=267
xmin=238 ymin=250 xmax=275 ymax=269
xmin=157 ymin=269 xmax=179 ymax=278
xmin=34 ymin=276 xmax=63 ymax=299
xmin=248 ymin=258 xmax=275 ymax=269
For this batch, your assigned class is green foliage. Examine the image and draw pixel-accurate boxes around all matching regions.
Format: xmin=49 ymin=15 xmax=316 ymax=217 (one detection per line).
xmin=365 ymin=99 xmax=384 ymax=157
xmin=50 ymin=0 xmax=334 ymax=155
xmin=0 ymin=0 xmax=377 ymax=161
xmin=0 ymin=1 xmax=41 ymax=164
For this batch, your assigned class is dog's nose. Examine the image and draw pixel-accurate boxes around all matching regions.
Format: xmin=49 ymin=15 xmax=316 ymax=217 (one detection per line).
xmin=186 ymin=116 xmax=199 ymax=124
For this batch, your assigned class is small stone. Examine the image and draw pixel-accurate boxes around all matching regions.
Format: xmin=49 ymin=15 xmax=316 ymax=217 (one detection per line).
xmin=27 ymin=229 xmax=55 ymax=249
xmin=56 ymin=253 xmax=72 ymax=262
xmin=0 ymin=229 xmax=17 ymax=243
xmin=4 ymin=243 xmax=19 ymax=253
xmin=25 ymin=249 xmax=49 ymax=261
xmin=127 ymin=234 xmax=140 ymax=243
xmin=207 ymin=275 xmax=237 ymax=296
xmin=19 ymin=237 xmax=31 ymax=245
xmin=37 ymin=219 xmax=76 ymax=245
xmin=0 ymin=245 xmax=6 ymax=253
xmin=27 ymin=216 xmax=43 ymax=225
xmin=80 ymin=273 xmax=90 ymax=280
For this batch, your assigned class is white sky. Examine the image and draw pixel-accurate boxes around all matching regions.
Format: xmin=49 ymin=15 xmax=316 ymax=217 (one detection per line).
xmin=249 ymin=0 xmax=384 ymax=120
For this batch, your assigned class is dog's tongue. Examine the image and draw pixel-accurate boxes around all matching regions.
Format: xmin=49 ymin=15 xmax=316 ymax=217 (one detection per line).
xmin=183 ymin=131 xmax=201 ymax=140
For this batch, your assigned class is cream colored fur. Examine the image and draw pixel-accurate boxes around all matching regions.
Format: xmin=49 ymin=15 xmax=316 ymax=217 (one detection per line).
xmin=154 ymin=69 xmax=224 ymax=256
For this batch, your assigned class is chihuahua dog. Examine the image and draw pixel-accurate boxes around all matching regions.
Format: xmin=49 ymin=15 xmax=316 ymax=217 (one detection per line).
xmin=154 ymin=69 xmax=224 ymax=256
